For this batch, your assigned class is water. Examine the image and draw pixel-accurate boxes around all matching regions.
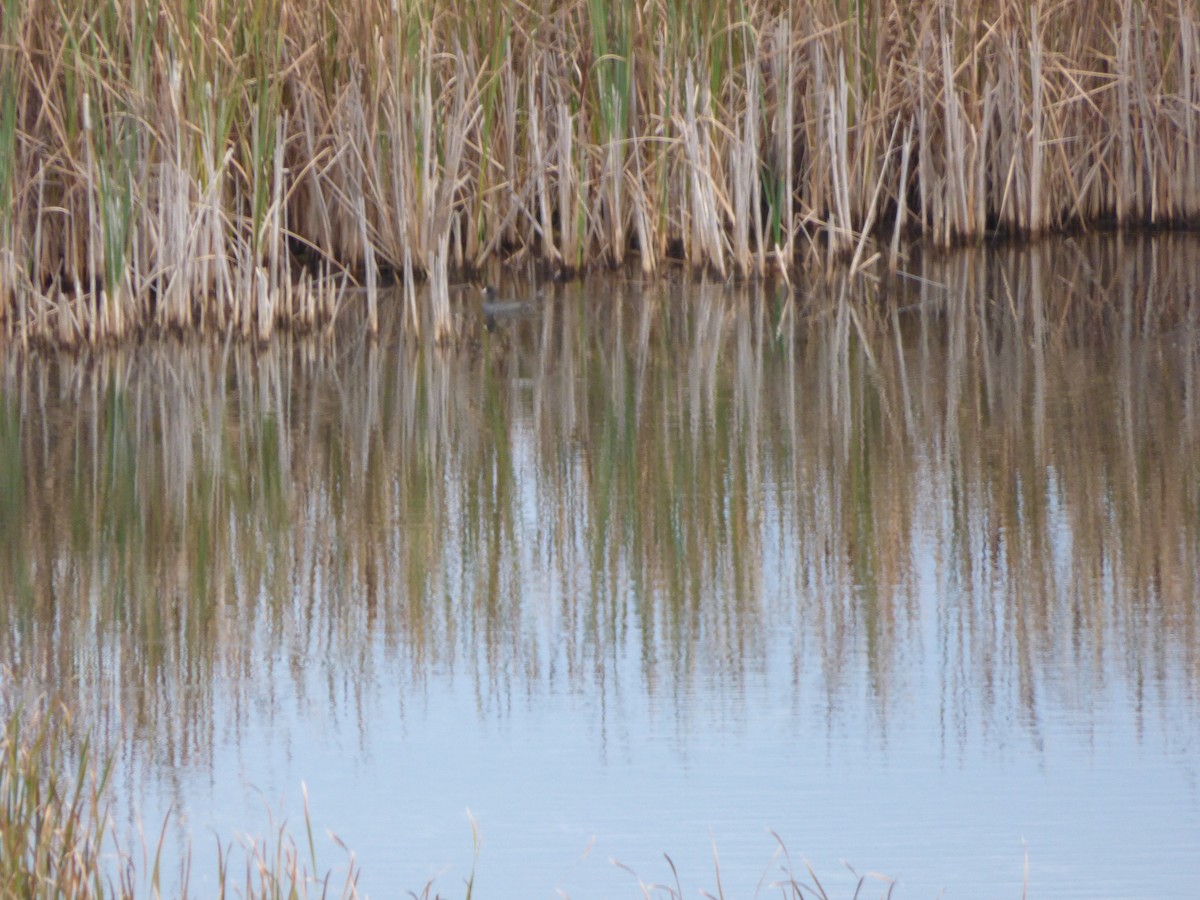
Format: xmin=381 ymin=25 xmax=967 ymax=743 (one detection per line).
xmin=1 ymin=236 xmax=1198 ymax=898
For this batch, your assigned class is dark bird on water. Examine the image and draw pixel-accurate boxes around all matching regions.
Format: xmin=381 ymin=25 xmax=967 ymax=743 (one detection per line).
xmin=479 ymin=284 xmax=538 ymax=326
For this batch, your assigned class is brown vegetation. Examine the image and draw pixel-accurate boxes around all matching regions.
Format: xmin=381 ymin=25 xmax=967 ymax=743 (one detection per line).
xmin=1 ymin=0 xmax=1199 ymax=345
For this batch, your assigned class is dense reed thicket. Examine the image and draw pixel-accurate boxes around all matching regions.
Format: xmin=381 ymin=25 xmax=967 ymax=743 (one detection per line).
xmin=1 ymin=0 xmax=1198 ymax=345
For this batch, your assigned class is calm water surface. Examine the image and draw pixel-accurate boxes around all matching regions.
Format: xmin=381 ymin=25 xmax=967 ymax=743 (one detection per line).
xmin=2 ymin=237 xmax=1198 ymax=898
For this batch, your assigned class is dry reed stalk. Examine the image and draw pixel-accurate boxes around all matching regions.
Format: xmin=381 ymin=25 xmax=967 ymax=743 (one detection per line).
xmin=556 ymin=96 xmax=580 ymax=271
xmin=1028 ymin=8 xmax=1046 ymax=234
xmin=827 ymin=57 xmax=854 ymax=259
xmin=778 ymin=15 xmax=795 ymax=265
xmin=730 ymin=25 xmax=759 ymax=275
xmin=529 ymin=60 xmax=559 ymax=270
xmin=889 ymin=120 xmax=914 ymax=267
xmin=627 ymin=109 xmax=656 ymax=276
xmin=681 ymin=65 xmax=726 ymax=277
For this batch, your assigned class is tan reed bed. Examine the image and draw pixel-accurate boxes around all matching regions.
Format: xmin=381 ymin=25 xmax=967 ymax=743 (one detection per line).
xmin=1 ymin=0 xmax=1199 ymax=347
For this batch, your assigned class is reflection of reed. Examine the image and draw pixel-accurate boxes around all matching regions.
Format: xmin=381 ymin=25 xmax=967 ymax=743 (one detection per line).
xmin=1 ymin=236 xmax=1198 ymax=772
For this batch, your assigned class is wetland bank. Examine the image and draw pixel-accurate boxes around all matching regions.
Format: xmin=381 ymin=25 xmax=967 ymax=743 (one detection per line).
xmin=4 ymin=0 xmax=1200 ymax=344
xmin=2 ymin=0 xmax=1200 ymax=896
xmin=2 ymin=235 xmax=1200 ymax=897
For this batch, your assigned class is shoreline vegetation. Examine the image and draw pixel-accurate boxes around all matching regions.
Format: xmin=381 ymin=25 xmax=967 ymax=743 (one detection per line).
xmin=1 ymin=0 xmax=1198 ymax=346
xmin=0 ymin=708 xmax=363 ymax=900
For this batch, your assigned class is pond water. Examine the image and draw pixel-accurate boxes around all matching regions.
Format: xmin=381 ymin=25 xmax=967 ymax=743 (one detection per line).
xmin=1 ymin=236 xmax=1198 ymax=898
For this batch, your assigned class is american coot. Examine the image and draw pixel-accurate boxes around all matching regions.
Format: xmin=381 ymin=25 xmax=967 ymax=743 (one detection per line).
xmin=480 ymin=285 xmax=537 ymax=323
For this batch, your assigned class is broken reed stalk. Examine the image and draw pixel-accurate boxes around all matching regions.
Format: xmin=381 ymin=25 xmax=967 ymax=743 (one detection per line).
xmin=3 ymin=0 xmax=1200 ymax=348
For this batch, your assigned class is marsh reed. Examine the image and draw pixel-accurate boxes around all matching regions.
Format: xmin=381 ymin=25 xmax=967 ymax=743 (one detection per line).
xmin=2 ymin=0 xmax=1199 ymax=346
xmin=0 ymin=707 xmax=359 ymax=899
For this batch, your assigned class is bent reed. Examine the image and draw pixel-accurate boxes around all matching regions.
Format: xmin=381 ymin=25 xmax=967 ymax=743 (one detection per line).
xmin=1 ymin=0 xmax=1198 ymax=346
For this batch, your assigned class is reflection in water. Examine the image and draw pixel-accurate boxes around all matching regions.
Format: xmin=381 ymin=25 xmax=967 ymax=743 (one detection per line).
xmin=1 ymin=235 xmax=1198 ymax=893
